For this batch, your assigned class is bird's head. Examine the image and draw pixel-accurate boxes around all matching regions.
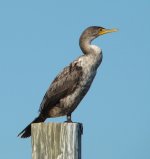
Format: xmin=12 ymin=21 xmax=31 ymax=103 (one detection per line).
xmin=80 ymin=26 xmax=118 ymax=41
xmin=79 ymin=26 xmax=118 ymax=54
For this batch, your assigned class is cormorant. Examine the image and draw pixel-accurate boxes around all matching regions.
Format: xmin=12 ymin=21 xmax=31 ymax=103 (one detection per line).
xmin=18 ymin=26 xmax=117 ymax=138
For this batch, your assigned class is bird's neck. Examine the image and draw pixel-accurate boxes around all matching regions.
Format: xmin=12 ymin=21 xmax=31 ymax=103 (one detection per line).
xmin=79 ymin=37 xmax=101 ymax=55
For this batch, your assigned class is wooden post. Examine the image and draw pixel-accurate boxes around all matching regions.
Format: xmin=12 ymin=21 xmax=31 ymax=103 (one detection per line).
xmin=31 ymin=122 xmax=83 ymax=159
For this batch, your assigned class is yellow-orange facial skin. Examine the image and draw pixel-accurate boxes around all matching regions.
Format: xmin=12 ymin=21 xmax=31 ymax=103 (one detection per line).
xmin=99 ymin=28 xmax=118 ymax=35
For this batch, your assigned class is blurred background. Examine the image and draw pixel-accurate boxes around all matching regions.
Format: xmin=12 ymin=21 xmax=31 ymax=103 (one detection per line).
xmin=0 ymin=0 xmax=150 ymax=159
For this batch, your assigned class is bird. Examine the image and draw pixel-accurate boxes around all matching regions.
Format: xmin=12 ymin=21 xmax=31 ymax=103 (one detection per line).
xmin=18 ymin=26 xmax=117 ymax=138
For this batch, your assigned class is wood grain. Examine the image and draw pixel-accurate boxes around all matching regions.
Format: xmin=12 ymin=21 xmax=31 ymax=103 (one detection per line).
xmin=31 ymin=122 xmax=82 ymax=159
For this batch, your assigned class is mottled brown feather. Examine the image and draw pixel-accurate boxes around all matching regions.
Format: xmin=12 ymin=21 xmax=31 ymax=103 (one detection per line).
xmin=39 ymin=61 xmax=82 ymax=114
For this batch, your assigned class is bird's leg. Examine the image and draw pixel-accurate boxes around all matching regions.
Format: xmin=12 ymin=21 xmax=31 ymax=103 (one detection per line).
xmin=66 ymin=114 xmax=72 ymax=122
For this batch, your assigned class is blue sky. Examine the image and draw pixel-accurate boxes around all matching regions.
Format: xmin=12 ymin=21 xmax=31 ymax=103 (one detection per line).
xmin=0 ymin=0 xmax=150 ymax=159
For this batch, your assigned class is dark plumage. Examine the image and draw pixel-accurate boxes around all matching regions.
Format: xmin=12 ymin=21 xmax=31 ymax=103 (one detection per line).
xmin=18 ymin=26 xmax=117 ymax=138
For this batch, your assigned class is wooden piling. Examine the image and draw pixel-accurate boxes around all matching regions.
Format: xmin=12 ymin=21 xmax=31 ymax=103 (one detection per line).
xmin=31 ymin=122 xmax=83 ymax=159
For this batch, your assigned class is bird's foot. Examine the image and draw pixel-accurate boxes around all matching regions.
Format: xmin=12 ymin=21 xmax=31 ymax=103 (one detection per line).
xmin=64 ymin=114 xmax=73 ymax=123
xmin=64 ymin=119 xmax=73 ymax=123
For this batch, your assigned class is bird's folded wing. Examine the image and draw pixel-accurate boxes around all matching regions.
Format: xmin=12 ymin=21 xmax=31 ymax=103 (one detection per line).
xmin=39 ymin=62 xmax=82 ymax=112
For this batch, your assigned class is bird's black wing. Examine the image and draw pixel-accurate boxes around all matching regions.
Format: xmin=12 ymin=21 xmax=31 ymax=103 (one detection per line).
xmin=39 ymin=61 xmax=82 ymax=113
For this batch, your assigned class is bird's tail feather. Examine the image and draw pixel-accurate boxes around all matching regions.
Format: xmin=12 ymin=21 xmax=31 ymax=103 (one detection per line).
xmin=18 ymin=115 xmax=46 ymax=138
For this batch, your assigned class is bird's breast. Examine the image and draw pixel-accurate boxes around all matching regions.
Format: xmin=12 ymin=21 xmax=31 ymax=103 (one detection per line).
xmin=65 ymin=55 xmax=101 ymax=104
xmin=78 ymin=53 xmax=102 ymax=75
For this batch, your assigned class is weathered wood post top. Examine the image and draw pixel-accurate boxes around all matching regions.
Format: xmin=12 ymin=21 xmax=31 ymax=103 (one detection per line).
xmin=31 ymin=122 xmax=83 ymax=159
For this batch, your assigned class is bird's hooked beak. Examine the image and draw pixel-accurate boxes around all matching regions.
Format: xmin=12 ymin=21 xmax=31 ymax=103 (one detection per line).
xmin=99 ymin=28 xmax=118 ymax=35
